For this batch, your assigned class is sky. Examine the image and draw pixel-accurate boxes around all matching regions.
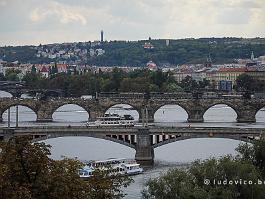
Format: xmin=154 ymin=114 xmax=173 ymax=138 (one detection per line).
xmin=0 ymin=0 xmax=265 ymax=46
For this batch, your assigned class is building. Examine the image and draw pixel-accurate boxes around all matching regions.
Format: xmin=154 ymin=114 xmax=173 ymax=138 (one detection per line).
xmin=166 ymin=39 xmax=170 ymax=46
xmin=258 ymin=56 xmax=265 ymax=65
xmin=40 ymin=66 xmax=49 ymax=78
xmin=0 ymin=62 xmax=4 ymax=76
xmin=215 ymin=67 xmax=247 ymax=90
xmin=143 ymin=42 xmax=154 ymax=49
xmin=56 ymin=64 xmax=68 ymax=73
xmin=191 ymin=68 xmax=207 ymax=82
xmin=146 ymin=61 xmax=157 ymax=71
xmin=246 ymin=70 xmax=265 ymax=81
xmin=96 ymin=49 xmax=105 ymax=56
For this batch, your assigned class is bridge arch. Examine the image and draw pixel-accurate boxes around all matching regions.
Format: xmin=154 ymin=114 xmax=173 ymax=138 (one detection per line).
xmin=33 ymin=134 xmax=136 ymax=150
xmin=1 ymin=105 xmax=37 ymax=123
xmin=104 ymin=103 xmax=140 ymax=121
xmin=52 ymin=104 xmax=90 ymax=122
xmin=203 ymin=103 xmax=238 ymax=122
xmin=154 ymin=104 xmax=189 ymax=122
xmin=152 ymin=136 xmax=252 ymax=149
xmin=255 ymin=106 xmax=265 ymax=123
xmin=0 ymin=90 xmax=13 ymax=98
xmin=153 ymin=137 xmax=245 ymax=162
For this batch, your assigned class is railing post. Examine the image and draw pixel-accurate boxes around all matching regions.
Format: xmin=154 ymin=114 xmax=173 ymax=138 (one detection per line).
xmin=8 ymin=108 xmax=10 ymax=128
xmin=16 ymin=105 xmax=19 ymax=128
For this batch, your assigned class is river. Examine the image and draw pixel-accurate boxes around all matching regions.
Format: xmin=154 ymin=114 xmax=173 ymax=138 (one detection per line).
xmin=1 ymin=91 xmax=265 ymax=198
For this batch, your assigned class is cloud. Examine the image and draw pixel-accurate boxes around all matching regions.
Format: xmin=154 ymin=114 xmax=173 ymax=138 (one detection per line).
xmin=30 ymin=1 xmax=87 ymax=25
xmin=0 ymin=0 xmax=6 ymax=7
xmin=1 ymin=0 xmax=265 ymax=46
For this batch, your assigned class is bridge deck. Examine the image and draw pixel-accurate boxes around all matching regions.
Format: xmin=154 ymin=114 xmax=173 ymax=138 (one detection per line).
xmin=1 ymin=126 xmax=264 ymax=135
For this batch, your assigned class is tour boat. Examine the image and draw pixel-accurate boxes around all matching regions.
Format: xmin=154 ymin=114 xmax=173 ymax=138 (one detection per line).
xmin=79 ymin=158 xmax=143 ymax=178
xmin=86 ymin=113 xmax=135 ymax=127
xmin=79 ymin=165 xmax=94 ymax=178
xmin=121 ymin=163 xmax=144 ymax=175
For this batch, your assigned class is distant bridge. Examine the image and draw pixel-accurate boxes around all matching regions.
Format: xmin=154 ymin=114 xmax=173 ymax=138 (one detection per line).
xmin=0 ymin=95 xmax=265 ymax=123
xmin=1 ymin=126 xmax=264 ymax=165
xmin=0 ymin=82 xmax=63 ymax=98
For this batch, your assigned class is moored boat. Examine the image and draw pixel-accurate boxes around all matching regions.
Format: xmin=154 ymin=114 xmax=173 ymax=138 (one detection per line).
xmin=79 ymin=158 xmax=143 ymax=178
xmin=86 ymin=113 xmax=135 ymax=127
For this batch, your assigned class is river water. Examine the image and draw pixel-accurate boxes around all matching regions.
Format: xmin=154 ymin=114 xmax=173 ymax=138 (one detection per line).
xmin=1 ymin=91 xmax=265 ymax=198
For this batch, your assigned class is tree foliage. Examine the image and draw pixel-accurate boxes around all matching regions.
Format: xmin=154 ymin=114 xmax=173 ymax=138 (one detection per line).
xmin=235 ymin=74 xmax=265 ymax=92
xmin=2 ymin=38 xmax=265 ymax=65
xmin=0 ymin=136 xmax=132 ymax=199
xmin=21 ymin=69 xmax=207 ymax=96
xmin=142 ymin=140 xmax=265 ymax=199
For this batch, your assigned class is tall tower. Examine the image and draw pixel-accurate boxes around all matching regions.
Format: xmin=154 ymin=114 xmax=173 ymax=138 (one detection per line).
xmin=100 ymin=30 xmax=104 ymax=42
xmin=205 ymin=54 xmax=212 ymax=68
xmin=251 ymin=51 xmax=254 ymax=60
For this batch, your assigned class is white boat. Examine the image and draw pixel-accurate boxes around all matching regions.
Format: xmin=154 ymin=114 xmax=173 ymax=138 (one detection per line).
xmin=79 ymin=165 xmax=94 ymax=178
xmin=79 ymin=158 xmax=143 ymax=178
xmin=121 ymin=163 xmax=144 ymax=175
xmin=86 ymin=114 xmax=135 ymax=127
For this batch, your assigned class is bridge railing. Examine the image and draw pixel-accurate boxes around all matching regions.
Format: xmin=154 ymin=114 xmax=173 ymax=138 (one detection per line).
xmin=98 ymin=92 xmax=145 ymax=99
xmin=97 ymin=92 xmax=246 ymax=100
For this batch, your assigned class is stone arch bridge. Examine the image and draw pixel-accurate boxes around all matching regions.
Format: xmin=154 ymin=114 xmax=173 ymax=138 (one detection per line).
xmin=0 ymin=97 xmax=265 ymax=123
xmin=1 ymin=126 xmax=264 ymax=165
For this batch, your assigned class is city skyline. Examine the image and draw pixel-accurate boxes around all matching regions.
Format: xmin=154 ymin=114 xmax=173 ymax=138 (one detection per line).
xmin=0 ymin=0 xmax=265 ymax=46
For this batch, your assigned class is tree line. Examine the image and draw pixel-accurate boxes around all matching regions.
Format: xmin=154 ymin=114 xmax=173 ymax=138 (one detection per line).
xmin=7 ymin=68 xmax=210 ymax=96
xmin=1 ymin=38 xmax=265 ymax=65
xmin=1 ymin=67 xmax=264 ymax=96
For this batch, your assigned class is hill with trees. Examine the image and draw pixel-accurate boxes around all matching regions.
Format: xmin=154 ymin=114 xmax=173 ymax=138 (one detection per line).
xmin=1 ymin=37 xmax=265 ymax=66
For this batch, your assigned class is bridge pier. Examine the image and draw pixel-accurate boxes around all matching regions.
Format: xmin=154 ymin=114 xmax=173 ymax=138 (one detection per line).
xmin=237 ymin=110 xmax=256 ymax=123
xmin=89 ymin=110 xmax=103 ymax=122
xmin=187 ymin=111 xmax=204 ymax=123
xmin=36 ymin=111 xmax=53 ymax=122
xmin=135 ymin=128 xmax=154 ymax=166
xmin=237 ymin=116 xmax=256 ymax=123
xmin=138 ymin=108 xmax=155 ymax=123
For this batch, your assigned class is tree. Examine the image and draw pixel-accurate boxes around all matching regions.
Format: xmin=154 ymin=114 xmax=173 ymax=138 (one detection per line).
xmin=5 ymin=68 xmax=20 ymax=81
xmin=0 ymin=136 xmax=132 ymax=199
xmin=31 ymin=65 xmax=37 ymax=74
xmin=179 ymin=76 xmax=198 ymax=91
xmin=235 ymin=74 xmax=254 ymax=91
xmin=142 ymin=156 xmax=265 ymax=199
xmin=236 ymin=140 xmax=265 ymax=178
xmin=143 ymin=139 xmax=265 ymax=199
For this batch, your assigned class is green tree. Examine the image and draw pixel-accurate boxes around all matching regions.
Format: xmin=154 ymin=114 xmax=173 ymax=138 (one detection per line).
xmin=179 ymin=76 xmax=198 ymax=91
xmin=0 ymin=136 xmax=132 ymax=199
xmin=237 ymin=140 xmax=265 ymax=178
xmin=5 ymin=68 xmax=20 ymax=81
xmin=142 ymin=156 xmax=265 ymax=199
xmin=31 ymin=65 xmax=37 ymax=74
xmin=235 ymin=74 xmax=254 ymax=91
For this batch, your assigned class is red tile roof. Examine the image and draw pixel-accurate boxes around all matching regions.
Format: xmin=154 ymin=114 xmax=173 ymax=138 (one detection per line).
xmin=40 ymin=66 xmax=48 ymax=73
xmin=218 ymin=67 xmax=247 ymax=72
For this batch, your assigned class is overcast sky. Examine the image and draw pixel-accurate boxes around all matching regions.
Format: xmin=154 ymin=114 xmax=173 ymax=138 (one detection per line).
xmin=0 ymin=0 xmax=264 ymax=46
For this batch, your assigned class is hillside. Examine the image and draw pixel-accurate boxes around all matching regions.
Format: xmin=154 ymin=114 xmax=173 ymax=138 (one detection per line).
xmin=1 ymin=37 xmax=265 ymax=66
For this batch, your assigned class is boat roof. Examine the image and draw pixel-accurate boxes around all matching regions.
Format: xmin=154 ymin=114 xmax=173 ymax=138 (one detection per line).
xmin=97 ymin=116 xmax=121 ymax=119
xmin=89 ymin=158 xmax=127 ymax=164
xmin=123 ymin=163 xmax=140 ymax=167
xmin=80 ymin=166 xmax=93 ymax=172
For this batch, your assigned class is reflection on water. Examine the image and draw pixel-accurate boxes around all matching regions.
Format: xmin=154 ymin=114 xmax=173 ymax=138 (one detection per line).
xmin=154 ymin=105 xmax=188 ymax=123
xmin=53 ymin=104 xmax=89 ymax=123
xmin=204 ymin=104 xmax=237 ymax=122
